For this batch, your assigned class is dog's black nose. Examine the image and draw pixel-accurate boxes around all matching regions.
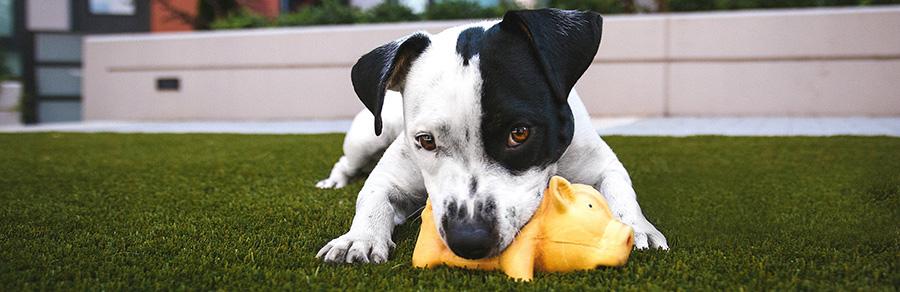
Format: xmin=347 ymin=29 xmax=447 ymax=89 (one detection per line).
xmin=444 ymin=219 xmax=496 ymax=259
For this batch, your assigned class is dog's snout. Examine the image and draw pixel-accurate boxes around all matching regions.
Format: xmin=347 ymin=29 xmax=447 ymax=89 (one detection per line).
xmin=441 ymin=200 xmax=498 ymax=259
xmin=444 ymin=218 xmax=495 ymax=259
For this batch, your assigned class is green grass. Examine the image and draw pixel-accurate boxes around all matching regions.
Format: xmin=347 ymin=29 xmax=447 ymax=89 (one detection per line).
xmin=0 ymin=133 xmax=897 ymax=290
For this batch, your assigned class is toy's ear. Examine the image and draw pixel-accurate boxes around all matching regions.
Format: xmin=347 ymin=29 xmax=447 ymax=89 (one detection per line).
xmin=548 ymin=176 xmax=577 ymax=211
xmin=351 ymin=32 xmax=431 ymax=136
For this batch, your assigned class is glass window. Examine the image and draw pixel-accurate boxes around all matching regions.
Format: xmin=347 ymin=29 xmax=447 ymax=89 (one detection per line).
xmin=90 ymin=0 xmax=136 ymax=15
xmin=36 ymin=34 xmax=82 ymax=62
xmin=36 ymin=67 xmax=81 ymax=96
xmin=0 ymin=0 xmax=12 ymax=37
xmin=38 ymin=100 xmax=82 ymax=123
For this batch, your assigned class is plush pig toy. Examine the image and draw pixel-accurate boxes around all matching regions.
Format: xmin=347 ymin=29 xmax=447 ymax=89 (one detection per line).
xmin=412 ymin=176 xmax=634 ymax=281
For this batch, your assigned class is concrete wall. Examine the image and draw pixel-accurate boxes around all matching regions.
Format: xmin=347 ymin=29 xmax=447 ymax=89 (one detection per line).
xmin=83 ymin=6 xmax=900 ymax=121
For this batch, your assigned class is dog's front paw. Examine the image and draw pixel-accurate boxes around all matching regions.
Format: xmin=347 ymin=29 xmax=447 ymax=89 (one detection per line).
xmin=316 ymin=232 xmax=395 ymax=264
xmin=315 ymin=177 xmax=347 ymax=189
xmin=631 ymin=219 xmax=669 ymax=250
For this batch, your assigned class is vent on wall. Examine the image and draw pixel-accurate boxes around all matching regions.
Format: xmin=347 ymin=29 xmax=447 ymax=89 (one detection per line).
xmin=156 ymin=78 xmax=180 ymax=91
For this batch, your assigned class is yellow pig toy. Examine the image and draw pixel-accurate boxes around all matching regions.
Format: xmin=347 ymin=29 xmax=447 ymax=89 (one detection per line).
xmin=412 ymin=176 xmax=634 ymax=281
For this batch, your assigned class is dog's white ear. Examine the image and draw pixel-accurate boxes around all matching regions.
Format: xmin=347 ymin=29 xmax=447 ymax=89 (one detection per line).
xmin=351 ymin=32 xmax=431 ymax=136
xmin=499 ymin=9 xmax=603 ymax=103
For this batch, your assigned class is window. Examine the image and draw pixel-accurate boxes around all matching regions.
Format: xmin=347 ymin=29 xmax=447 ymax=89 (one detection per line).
xmin=89 ymin=0 xmax=136 ymax=15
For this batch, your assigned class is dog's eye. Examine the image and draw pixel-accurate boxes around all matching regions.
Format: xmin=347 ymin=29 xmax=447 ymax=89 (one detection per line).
xmin=507 ymin=126 xmax=530 ymax=147
xmin=588 ymin=204 xmax=593 ymax=208
xmin=416 ymin=133 xmax=436 ymax=151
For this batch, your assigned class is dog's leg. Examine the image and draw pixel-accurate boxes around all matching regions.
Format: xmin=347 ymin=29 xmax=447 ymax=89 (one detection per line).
xmin=594 ymin=155 xmax=668 ymax=250
xmin=561 ymin=138 xmax=668 ymax=250
xmin=559 ymin=92 xmax=668 ymax=250
xmin=317 ymin=137 xmax=425 ymax=264
xmin=316 ymin=93 xmax=404 ymax=189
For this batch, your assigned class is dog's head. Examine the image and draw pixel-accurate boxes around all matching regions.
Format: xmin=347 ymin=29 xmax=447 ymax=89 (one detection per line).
xmin=351 ymin=9 xmax=602 ymax=259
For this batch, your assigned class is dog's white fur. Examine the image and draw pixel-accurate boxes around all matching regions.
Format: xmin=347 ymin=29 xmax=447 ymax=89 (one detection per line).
xmin=316 ymin=22 xmax=667 ymax=264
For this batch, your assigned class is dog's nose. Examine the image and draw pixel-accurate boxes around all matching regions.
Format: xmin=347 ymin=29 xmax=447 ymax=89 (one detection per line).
xmin=444 ymin=219 xmax=496 ymax=259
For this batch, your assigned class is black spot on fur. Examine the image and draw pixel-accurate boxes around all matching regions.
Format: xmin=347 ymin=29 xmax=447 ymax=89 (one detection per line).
xmin=469 ymin=177 xmax=478 ymax=197
xmin=477 ymin=9 xmax=602 ymax=173
xmin=456 ymin=27 xmax=485 ymax=66
xmin=352 ymin=33 xmax=431 ymax=135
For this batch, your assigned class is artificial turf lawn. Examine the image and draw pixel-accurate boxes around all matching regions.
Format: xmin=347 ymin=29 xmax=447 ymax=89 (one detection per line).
xmin=0 ymin=133 xmax=897 ymax=290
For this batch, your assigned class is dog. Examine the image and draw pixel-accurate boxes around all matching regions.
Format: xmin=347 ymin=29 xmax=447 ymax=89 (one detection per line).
xmin=316 ymin=8 xmax=668 ymax=264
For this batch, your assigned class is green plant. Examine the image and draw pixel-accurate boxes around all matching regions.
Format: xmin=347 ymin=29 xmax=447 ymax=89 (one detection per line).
xmin=209 ymin=9 xmax=271 ymax=29
xmin=483 ymin=0 xmax=521 ymax=18
xmin=0 ymin=48 xmax=11 ymax=82
xmin=666 ymin=0 xmax=900 ymax=11
xmin=546 ymin=0 xmax=631 ymax=14
xmin=276 ymin=0 xmax=364 ymax=26
xmin=363 ymin=1 xmax=420 ymax=23
xmin=424 ymin=0 xmax=494 ymax=20
xmin=196 ymin=0 xmax=241 ymax=29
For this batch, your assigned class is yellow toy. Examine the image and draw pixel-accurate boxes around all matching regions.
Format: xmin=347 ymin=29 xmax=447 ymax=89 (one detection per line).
xmin=412 ymin=176 xmax=634 ymax=281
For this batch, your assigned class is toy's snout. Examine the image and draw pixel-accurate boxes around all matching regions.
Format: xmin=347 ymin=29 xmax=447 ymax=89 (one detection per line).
xmin=595 ymin=220 xmax=635 ymax=266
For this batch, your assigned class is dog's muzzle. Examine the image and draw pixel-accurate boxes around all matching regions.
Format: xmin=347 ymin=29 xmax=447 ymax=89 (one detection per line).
xmin=441 ymin=200 xmax=499 ymax=259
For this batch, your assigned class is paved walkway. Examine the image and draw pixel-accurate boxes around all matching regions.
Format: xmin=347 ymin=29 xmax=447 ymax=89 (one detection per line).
xmin=1 ymin=117 xmax=898 ymax=136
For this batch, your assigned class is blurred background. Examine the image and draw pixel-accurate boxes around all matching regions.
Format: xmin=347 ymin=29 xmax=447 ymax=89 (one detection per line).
xmin=0 ymin=0 xmax=898 ymax=126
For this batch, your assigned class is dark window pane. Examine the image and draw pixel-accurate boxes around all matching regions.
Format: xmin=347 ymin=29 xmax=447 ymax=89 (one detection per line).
xmin=36 ymin=67 xmax=81 ymax=96
xmin=38 ymin=100 xmax=81 ymax=123
xmin=36 ymin=34 xmax=82 ymax=62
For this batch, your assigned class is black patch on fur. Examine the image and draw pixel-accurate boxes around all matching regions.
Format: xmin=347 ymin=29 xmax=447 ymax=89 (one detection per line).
xmin=351 ymin=33 xmax=431 ymax=136
xmin=456 ymin=27 xmax=485 ymax=66
xmin=477 ymin=9 xmax=602 ymax=173
xmin=468 ymin=177 xmax=478 ymax=197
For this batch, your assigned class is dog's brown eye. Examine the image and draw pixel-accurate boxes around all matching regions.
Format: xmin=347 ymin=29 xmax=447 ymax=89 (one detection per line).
xmin=416 ymin=133 xmax=436 ymax=151
xmin=507 ymin=126 xmax=529 ymax=147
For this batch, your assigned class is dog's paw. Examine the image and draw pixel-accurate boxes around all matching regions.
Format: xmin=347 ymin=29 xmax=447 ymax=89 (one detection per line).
xmin=632 ymin=220 xmax=669 ymax=250
xmin=316 ymin=232 xmax=395 ymax=264
xmin=315 ymin=177 xmax=347 ymax=189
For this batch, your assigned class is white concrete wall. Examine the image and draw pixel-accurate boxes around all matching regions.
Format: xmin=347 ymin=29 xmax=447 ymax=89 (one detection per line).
xmin=83 ymin=6 xmax=900 ymax=121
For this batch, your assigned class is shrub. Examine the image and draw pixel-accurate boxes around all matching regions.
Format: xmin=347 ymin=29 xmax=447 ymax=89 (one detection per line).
xmin=276 ymin=0 xmax=364 ymax=26
xmin=667 ymin=0 xmax=900 ymax=11
xmin=0 ymin=48 xmax=10 ymax=82
xmin=363 ymin=1 xmax=420 ymax=23
xmin=424 ymin=0 xmax=494 ymax=20
xmin=483 ymin=0 xmax=521 ymax=18
xmin=209 ymin=9 xmax=271 ymax=29
xmin=196 ymin=0 xmax=240 ymax=29
xmin=546 ymin=0 xmax=631 ymax=14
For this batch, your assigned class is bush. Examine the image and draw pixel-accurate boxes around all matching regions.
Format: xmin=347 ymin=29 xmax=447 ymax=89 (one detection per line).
xmin=363 ymin=1 xmax=420 ymax=23
xmin=424 ymin=0 xmax=494 ymax=20
xmin=206 ymin=0 xmax=900 ymax=28
xmin=276 ymin=0 xmax=364 ymax=26
xmin=209 ymin=9 xmax=271 ymax=29
xmin=546 ymin=0 xmax=631 ymax=14
xmin=483 ymin=0 xmax=521 ymax=18
xmin=0 ymin=49 xmax=10 ymax=82
xmin=667 ymin=0 xmax=900 ymax=11
xmin=196 ymin=0 xmax=240 ymax=29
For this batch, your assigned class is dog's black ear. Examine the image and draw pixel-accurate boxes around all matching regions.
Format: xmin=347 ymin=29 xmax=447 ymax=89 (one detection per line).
xmin=500 ymin=9 xmax=603 ymax=103
xmin=351 ymin=33 xmax=431 ymax=136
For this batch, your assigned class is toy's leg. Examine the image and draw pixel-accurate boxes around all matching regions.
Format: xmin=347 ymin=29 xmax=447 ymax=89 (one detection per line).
xmin=317 ymin=138 xmax=427 ymax=263
xmin=499 ymin=240 xmax=536 ymax=281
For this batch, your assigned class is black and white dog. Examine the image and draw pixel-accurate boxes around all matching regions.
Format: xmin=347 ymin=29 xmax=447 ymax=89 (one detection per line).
xmin=316 ymin=8 xmax=667 ymax=264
